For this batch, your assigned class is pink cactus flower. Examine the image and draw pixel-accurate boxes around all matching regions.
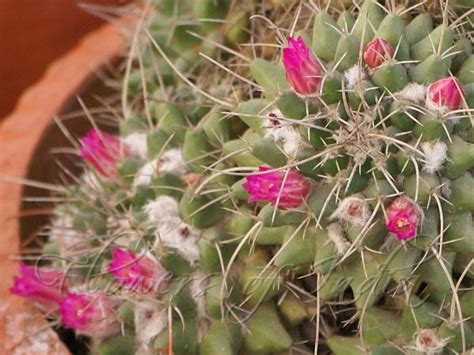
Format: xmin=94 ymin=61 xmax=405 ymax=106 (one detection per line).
xmin=363 ymin=38 xmax=395 ymax=69
xmin=426 ymin=77 xmax=464 ymax=113
xmin=283 ymin=36 xmax=322 ymax=95
xmin=243 ymin=166 xmax=312 ymax=210
xmin=59 ymin=293 xmax=121 ymax=338
xmin=79 ymin=129 xmax=128 ymax=179
xmin=108 ymin=248 xmax=169 ymax=294
xmin=10 ymin=264 xmax=68 ymax=311
xmin=386 ymin=197 xmax=422 ymax=240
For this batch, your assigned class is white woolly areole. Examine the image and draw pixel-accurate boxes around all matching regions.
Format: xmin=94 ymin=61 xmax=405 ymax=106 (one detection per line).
xmin=263 ymin=109 xmax=308 ymax=156
xmin=330 ymin=196 xmax=371 ymax=227
xmin=190 ymin=271 xmax=208 ymax=319
xmin=49 ymin=211 xmax=83 ymax=251
xmin=425 ymin=95 xmax=452 ymax=116
xmin=154 ymin=216 xmax=201 ymax=264
xmin=327 ymin=223 xmax=351 ymax=256
xmin=189 ymin=271 xmax=210 ymax=340
xmin=122 ymin=132 xmax=148 ymax=160
xmin=143 ymin=195 xmax=180 ymax=224
xmin=133 ymin=160 xmax=157 ymax=188
xmin=157 ymin=148 xmax=188 ymax=176
xmin=395 ymin=83 xmax=426 ymax=104
xmin=134 ymin=302 xmax=167 ymax=353
xmin=420 ymin=141 xmax=447 ymax=174
xmin=414 ymin=329 xmax=447 ymax=354
xmin=344 ymin=65 xmax=366 ymax=90
xmin=265 ymin=126 xmax=305 ymax=156
xmin=133 ymin=149 xmax=187 ymax=188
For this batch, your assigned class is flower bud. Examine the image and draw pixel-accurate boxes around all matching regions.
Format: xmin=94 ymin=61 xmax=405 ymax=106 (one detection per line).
xmin=426 ymin=77 xmax=464 ymax=113
xmin=363 ymin=38 xmax=395 ymax=69
xmin=283 ymin=36 xmax=322 ymax=95
xmin=79 ymin=129 xmax=128 ymax=179
xmin=108 ymin=248 xmax=169 ymax=294
xmin=386 ymin=197 xmax=422 ymax=240
xmin=59 ymin=293 xmax=121 ymax=338
xmin=10 ymin=264 xmax=68 ymax=311
xmin=243 ymin=166 xmax=312 ymax=210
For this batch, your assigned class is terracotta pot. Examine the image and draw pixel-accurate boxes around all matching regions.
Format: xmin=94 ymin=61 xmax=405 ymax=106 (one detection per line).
xmin=0 ymin=0 xmax=132 ymax=119
xmin=0 ymin=16 xmax=131 ymax=353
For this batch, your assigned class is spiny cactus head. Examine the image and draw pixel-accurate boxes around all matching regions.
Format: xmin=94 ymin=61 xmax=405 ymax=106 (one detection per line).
xmin=12 ymin=1 xmax=474 ymax=354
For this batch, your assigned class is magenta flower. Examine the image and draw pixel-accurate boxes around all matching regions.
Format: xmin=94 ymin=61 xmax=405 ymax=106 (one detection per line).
xmin=426 ymin=77 xmax=464 ymax=113
xmin=243 ymin=166 xmax=312 ymax=210
xmin=283 ymin=36 xmax=322 ymax=95
xmin=79 ymin=129 xmax=128 ymax=179
xmin=363 ymin=38 xmax=395 ymax=69
xmin=108 ymin=248 xmax=169 ymax=294
xmin=10 ymin=264 xmax=68 ymax=311
xmin=386 ymin=197 xmax=422 ymax=240
xmin=59 ymin=293 xmax=120 ymax=338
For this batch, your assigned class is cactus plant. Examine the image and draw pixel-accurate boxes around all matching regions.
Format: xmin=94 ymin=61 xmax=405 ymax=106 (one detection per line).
xmin=11 ymin=0 xmax=474 ymax=354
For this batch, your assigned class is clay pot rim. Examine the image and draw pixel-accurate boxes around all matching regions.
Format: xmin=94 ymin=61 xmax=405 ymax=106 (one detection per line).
xmin=0 ymin=15 xmax=133 ymax=353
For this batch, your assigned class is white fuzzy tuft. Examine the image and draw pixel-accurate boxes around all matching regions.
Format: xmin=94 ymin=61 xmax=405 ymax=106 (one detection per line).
xmin=263 ymin=109 xmax=307 ymax=156
xmin=143 ymin=196 xmax=180 ymax=224
xmin=425 ymin=95 xmax=450 ymax=115
xmin=327 ymin=223 xmax=351 ymax=256
xmin=344 ymin=65 xmax=366 ymax=90
xmin=190 ymin=271 xmax=208 ymax=320
xmin=190 ymin=272 xmax=211 ymax=341
xmin=157 ymin=148 xmax=188 ymax=176
xmin=133 ymin=160 xmax=158 ymax=188
xmin=414 ymin=329 xmax=446 ymax=354
xmin=265 ymin=125 xmax=305 ymax=156
xmin=154 ymin=216 xmax=201 ymax=264
xmin=420 ymin=141 xmax=447 ymax=174
xmin=122 ymin=133 xmax=148 ymax=160
xmin=396 ymin=83 xmax=426 ymax=104
xmin=133 ymin=149 xmax=187 ymax=188
xmin=134 ymin=302 xmax=167 ymax=353
xmin=330 ymin=195 xmax=371 ymax=227
xmin=49 ymin=212 xmax=83 ymax=250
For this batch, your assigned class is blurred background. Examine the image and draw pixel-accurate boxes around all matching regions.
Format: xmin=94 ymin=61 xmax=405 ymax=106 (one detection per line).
xmin=0 ymin=0 xmax=129 ymax=120
xmin=0 ymin=2 xmax=133 ymax=352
